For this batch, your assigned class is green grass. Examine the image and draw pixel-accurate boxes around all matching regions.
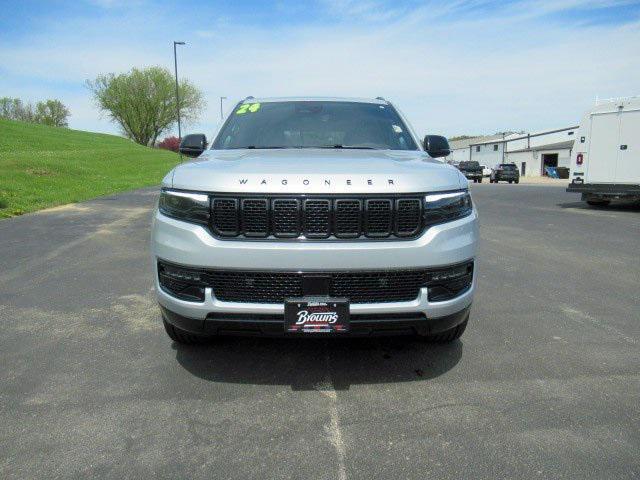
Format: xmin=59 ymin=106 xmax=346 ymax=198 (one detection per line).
xmin=0 ymin=118 xmax=180 ymax=218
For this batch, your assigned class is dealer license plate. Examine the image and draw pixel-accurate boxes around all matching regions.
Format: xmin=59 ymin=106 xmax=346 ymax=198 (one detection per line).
xmin=284 ymin=298 xmax=350 ymax=333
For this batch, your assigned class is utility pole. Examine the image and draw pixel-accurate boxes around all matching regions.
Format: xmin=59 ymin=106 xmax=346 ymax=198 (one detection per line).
xmin=220 ymin=96 xmax=227 ymax=121
xmin=173 ymin=41 xmax=186 ymax=140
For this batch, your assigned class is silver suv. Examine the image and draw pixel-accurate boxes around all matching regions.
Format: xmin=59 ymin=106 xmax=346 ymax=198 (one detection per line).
xmin=152 ymin=97 xmax=478 ymax=343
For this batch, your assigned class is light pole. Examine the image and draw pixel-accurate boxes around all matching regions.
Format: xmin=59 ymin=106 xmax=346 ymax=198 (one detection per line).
xmin=173 ymin=41 xmax=185 ymax=140
xmin=220 ymin=96 xmax=227 ymax=121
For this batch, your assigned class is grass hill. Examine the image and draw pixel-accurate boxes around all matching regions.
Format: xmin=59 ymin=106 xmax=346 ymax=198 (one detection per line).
xmin=0 ymin=118 xmax=180 ymax=218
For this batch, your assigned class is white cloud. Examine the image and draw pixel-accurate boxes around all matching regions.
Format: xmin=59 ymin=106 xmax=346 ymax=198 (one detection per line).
xmin=1 ymin=1 xmax=638 ymax=139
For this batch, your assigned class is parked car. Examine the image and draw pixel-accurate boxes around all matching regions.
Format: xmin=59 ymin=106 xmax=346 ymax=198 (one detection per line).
xmin=153 ymin=97 xmax=478 ymax=344
xmin=480 ymin=164 xmax=491 ymax=177
xmin=457 ymin=161 xmax=483 ymax=183
xmin=567 ymin=96 xmax=640 ymax=206
xmin=490 ymin=163 xmax=520 ymax=183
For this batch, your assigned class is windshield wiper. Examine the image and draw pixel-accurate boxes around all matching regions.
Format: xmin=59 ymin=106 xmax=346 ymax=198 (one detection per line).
xmin=236 ymin=145 xmax=380 ymax=150
xmin=319 ymin=144 xmax=379 ymax=150
xmin=244 ymin=146 xmax=287 ymax=149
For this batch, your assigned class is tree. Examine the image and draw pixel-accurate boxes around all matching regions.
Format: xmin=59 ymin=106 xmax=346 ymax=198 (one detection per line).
xmin=87 ymin=66 xmax=205 ymax=147
xmin=0 ymin=97 xmax=36 ymax=123
xmin=1 ymin=97 xmax=70 ymax=126
xmin=35 ymin=99 xmax=70 ymax=127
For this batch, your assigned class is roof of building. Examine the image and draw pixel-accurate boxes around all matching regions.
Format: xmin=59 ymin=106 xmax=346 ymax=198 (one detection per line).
xmin=508 ymin=140 xmax=574 ymax=153
xmin=450 ymin=126 xmax=579 ymax=151
xmin=449 ymin=134 xmax=505 ymax=150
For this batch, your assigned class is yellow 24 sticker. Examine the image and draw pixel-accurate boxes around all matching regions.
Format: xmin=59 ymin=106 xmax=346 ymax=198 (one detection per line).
xmin=236 ymin=103 xmax=261 ymax=114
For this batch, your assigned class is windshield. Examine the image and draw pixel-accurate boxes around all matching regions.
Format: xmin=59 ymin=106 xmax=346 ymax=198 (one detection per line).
xmin=212 ymin=101 xmax=418 ymax=151
xmin=500 ymin=164 xmax=517 ymax=170
xmin=460 ymin=161 xmax=479 ymax=168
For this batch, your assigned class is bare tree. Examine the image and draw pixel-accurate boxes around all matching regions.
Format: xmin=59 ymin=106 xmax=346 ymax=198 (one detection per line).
xmin=87 ymin=66 xmax=205 ymax=146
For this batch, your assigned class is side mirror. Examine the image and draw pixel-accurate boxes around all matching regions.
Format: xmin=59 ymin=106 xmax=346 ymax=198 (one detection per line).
xmin=423 ymin=135 xmax=450 ymax=158
xmin=179 ymin=134 xmax=207 ymax=157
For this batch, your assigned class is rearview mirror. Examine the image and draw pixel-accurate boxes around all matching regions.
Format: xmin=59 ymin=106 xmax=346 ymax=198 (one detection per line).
xmin=179 ymin=134 xmax=207 ymax=157
xmin=423 ymin=135 xmax=450 ymax=158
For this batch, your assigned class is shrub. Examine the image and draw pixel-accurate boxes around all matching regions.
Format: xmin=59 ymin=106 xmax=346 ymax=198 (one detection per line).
xmin=158 ymin=136 xmax=180 ymax=152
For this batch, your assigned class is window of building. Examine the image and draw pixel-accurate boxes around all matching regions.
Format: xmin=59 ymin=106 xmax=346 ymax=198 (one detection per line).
xmin=476 ymin=146 xmax=480 ymax=152
xmin=493 ymin=144 xmax=498 ymax=151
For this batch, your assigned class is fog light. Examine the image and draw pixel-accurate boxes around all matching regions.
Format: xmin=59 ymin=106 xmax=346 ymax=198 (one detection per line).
xmin=158 ymin=262 xmax=206 ymax=302
xmin=425 ymin=262 xmax=473 ymax=302
xmin=163 ymin=265 xmax=202 ymax=283
xmin=429 ymin=264 xmax=469 ymax=282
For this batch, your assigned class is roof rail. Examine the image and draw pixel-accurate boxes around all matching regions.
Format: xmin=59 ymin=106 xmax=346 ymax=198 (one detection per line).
xmin=244 ymin=96 xmax=255 ymax=101
xmin=375 ymin=96 xmax=387 ymax=103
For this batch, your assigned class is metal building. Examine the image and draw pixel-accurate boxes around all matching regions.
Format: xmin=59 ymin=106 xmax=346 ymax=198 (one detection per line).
xmin=447 ymin=126 xmax=578 ymax=177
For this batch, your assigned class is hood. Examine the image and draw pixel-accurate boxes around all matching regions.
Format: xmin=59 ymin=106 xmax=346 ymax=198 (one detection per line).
xmin=168 ymin=149 xmax=466 ymax=194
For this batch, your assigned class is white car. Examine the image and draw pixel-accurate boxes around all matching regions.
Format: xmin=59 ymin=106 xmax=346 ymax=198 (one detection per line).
xmin=480 ymin=165 xmax=491 ymax=177
xmin=152 ymin=97 xmax=479 ymax=343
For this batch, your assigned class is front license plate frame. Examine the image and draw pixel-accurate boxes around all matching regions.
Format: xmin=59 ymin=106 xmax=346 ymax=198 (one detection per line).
xmin=284 ymin=297 xmax=350 ymax=333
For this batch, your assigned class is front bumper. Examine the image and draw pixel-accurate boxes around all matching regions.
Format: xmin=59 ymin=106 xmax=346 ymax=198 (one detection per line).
xmin=152 ymin=208 xmax=478 ymax=333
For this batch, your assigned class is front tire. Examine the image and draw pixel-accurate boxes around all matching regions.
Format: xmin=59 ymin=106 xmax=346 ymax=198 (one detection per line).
xmin=420 ymin=318 xmax=468 ymax=343
xmin=163 ymin=318 xmax=210 ymax=344
xmin=478 ymin=177 xmax=483 ymax=183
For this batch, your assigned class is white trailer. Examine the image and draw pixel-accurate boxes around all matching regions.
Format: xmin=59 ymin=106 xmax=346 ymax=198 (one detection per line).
xmin=567 ymin=97 xmax=640 ymax=205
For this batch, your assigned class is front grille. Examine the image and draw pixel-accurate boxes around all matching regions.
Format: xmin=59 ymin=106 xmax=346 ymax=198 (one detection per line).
xmin=210 ymin=194 xmax=424 ymax=240
xmin=206 ymin=269 xmax=428 ymax=304
xmin=157 ymin=261 xmax=474 ymax=305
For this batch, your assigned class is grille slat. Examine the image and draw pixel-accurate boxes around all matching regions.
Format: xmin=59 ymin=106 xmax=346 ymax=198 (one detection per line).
xmin=395 ymin=199 xmax=422 ymax=237
xmin=241 ymin=199 xmax=268 ymax=237
xmin=212 ymin=198 xmax=239 ymax=236
xmin=334 ymin=199 xmax=362 ymax=238
xmin=365 ymin=199 xmax=392 ymax=237
xmin=303 ymin=199 xmax=331 ymax=238
xmin=272 ymin=199 xmax=301 ymax=238
xmin=210 ymin=195 xmax=424 ymax=240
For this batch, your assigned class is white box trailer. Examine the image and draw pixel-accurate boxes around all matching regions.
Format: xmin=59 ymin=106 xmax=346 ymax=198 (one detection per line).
xmin=567 ymin=97 xmax=640 ymax=205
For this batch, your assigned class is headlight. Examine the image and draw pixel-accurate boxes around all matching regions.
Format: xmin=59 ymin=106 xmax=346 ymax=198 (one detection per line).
xmin=159 ymin=189 xmax=210 ymax=225
xmin=423 ymin=190 xmax=472 ymax=226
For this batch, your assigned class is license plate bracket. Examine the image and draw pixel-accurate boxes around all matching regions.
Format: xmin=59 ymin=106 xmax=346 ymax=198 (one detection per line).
xmin=284 ymin=297 xmax=350 ymax=333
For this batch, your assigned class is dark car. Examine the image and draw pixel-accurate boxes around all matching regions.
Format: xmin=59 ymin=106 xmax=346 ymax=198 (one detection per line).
xmin=457 ymin=161 xmax=483 ymax=183
xmin=490 ymin=163 xmax=520 ymax=183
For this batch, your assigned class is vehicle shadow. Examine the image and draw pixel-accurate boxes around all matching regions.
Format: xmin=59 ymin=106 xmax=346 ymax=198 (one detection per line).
xmin=557 ymin=201 xmax=640 ymax=212
xmin=174 ymin=336 xmax=462 ymax=390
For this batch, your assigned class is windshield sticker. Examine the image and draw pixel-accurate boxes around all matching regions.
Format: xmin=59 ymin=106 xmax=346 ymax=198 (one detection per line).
xmin=392 ymin=124 xmax=403 ymax=133
xmin=236 ymin=103 xmax=261 ymax=115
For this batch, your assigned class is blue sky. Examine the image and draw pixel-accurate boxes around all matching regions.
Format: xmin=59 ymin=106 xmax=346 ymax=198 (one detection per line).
xmin=1 ymin=0 xmax=639 ymax=138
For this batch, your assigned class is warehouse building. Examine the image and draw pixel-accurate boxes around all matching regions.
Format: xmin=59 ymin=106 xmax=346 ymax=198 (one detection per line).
xmin=447 ymin=126 xmax=578 ymax=177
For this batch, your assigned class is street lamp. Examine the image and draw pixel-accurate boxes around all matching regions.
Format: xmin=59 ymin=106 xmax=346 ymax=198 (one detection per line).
xmin=220 ymin=96 xmax=227 ymax=121
xmin=173 ymin=41 xmax=186 ymax=140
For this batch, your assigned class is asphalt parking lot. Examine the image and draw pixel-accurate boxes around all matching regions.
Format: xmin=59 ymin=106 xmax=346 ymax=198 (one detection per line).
xmin=1 ymin=183 xmax=639 ymax=479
